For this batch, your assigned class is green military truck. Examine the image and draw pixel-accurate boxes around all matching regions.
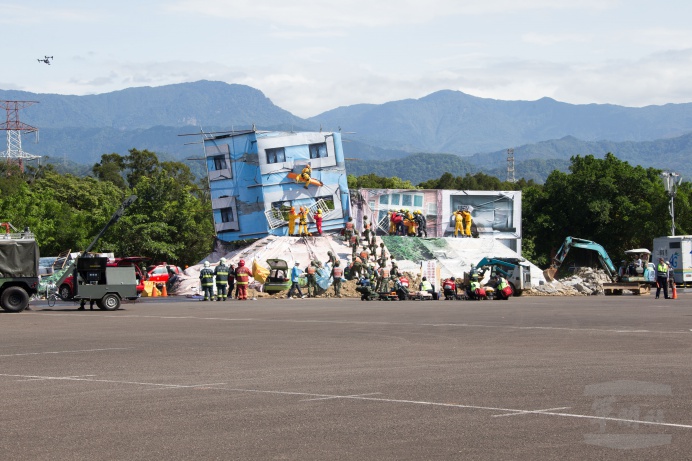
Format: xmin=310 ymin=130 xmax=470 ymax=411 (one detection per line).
xmin=0 ymin=228 xmax=40 ymax=312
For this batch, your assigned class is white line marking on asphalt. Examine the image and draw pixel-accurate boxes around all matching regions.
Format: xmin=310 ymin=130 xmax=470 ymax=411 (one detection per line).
xmin=0 ymin=348 xmax=132 ymax=357
xmin=34 ymin=313 xmax=691 ymax=335
xmin=0 ymin=373 xmax=225 ymax=389
xmin=17 ymin=374 xmax=97 ymax=382
xmin=492 ymin=407 xmax=572 ymax=417
xmin=2 ymin=372 xmax=689 ymax=430
xmin=301 ymin=392 xmax=383 ymax=402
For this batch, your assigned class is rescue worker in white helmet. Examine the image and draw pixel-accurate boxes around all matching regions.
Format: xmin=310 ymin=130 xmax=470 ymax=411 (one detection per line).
xmin=199 ymin=261 xmax=215 ymax=301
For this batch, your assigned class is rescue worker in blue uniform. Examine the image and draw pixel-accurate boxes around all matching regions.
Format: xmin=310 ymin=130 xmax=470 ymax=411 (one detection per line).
xmin=199 ymin=261 xmax=215 ymax=301
xmin=214 ymin=258 xmax=230 ymax=301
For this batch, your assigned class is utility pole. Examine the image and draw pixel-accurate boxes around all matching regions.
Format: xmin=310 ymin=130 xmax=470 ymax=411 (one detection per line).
xmin=661 ymin=172 xmax=682 ymax=236
xmin=506 ymin=148 xmax=515 ymax=183
xmin=0 ymin=100 xmax=40 ymax=171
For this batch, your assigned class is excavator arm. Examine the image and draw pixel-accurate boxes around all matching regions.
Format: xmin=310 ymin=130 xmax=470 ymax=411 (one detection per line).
xmin=544 ymin=236 xmax=617 ymax=281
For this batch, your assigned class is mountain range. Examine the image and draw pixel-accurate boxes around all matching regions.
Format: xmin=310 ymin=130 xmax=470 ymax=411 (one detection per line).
xmin=2 ymin=80 xmax=691 ymax=183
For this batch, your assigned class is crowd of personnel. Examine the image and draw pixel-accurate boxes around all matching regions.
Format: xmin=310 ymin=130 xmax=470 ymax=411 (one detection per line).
xmin=198 ymin=258 xmax=252 ymax=301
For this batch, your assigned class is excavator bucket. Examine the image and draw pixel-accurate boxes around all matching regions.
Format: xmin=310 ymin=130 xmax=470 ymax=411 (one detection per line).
xmin=543 ymin=266 xmax=558 ymax=282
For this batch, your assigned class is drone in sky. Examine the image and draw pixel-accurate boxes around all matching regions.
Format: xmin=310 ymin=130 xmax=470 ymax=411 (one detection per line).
xmin=37 ymin=56 xmax=53 ymax=65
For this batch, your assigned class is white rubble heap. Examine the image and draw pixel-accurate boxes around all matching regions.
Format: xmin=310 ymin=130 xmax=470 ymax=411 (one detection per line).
xmin=172 ymin=233 xmax=589 ymax=297
xmin=528 ymin=267 xmax=613 ymax=296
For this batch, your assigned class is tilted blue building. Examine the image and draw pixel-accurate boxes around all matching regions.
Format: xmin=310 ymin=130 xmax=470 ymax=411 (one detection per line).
xmin=203 ymin=129 xmax=350 ymax=242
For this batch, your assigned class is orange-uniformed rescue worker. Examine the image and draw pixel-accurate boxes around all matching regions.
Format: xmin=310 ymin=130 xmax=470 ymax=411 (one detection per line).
xmin=234 ymin=259 xmax=253 ymax=300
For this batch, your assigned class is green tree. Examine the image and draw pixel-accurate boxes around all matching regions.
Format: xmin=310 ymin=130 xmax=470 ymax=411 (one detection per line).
xmin=92 ymin=153 xmax=127 ymax=189
xmin=523 ymin=153 xmax=670 ymax=264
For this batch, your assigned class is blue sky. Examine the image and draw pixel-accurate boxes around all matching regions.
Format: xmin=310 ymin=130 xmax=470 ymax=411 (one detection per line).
xmin=4 ymin=0 xmax=692 ymax=118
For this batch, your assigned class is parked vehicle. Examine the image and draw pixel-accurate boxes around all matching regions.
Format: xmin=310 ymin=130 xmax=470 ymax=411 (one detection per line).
xmin=263 ymin=259 xmax=291 ymax=294
xmin=59 ymin=256 xmax=148 ymax=300
xmin=147 ymin=263 xmax=184 ymax=283
xmin=653 ymin=236 xmax=692 ymax=285
xmin=0 ymin=225 xmax=39 ymax=312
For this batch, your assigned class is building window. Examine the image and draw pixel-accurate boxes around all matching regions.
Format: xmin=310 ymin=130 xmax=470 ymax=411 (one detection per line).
xmin=391 ymin=194 xmax=400 ymax=206
xmin=309 ymin=142 xmax=328 ymax=159
xmin=220 ymin=207 xmax=234 ymax=223
xmin=402 ymin=194 xmax=412 ymax=207
xmin=212 ymin=155 xmax=227 ymax=171
xmin=414 ymin=195 xmax=423 ymax=207
xmin=266 ymin=147 xmax=286 ymax=164
xmin=379 ymin=195 xmax=389 ymax=205
xmin=427 ymin=202 xmax=437 ymax=215
xmin=369 ymin=201 xmax=375 ymax=210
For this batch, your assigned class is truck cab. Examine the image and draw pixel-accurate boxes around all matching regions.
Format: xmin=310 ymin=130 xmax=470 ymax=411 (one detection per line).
xmin=0 ymin=227 xmax=40 ymax=312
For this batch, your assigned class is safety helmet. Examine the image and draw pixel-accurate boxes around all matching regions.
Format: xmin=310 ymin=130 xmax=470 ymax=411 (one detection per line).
xmin=220 ymin=258 xmax=226 ymax=264
xmin=295 ymin=261 xmax=300 ymax=265
xmin=327 ymin=251 xmax=333 ymax=256
xmin=203 ymin=261 xmax=210 ymax=268
xmin=316 ymin=209 xmax=322 ymax=214
xmin=238 ymin=259 xmax=245 ymax=267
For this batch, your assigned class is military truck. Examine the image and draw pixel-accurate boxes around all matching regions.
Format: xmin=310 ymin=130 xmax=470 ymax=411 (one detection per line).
xmin=0 ymin=226 xmax=40 ymax=312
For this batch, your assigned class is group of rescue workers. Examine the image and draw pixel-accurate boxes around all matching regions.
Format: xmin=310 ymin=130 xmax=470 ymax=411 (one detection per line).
xmin=452 ymin=208 xmax=473 ymax=238
xmin=387 ymin=210 xmax=428 ymax=237
xmin=286 ymin=206 xmax=323 ymax=237
xmin=198 ymin=258 xmax=253 ymax=301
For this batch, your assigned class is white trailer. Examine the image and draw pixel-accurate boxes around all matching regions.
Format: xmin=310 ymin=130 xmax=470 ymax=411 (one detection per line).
xmin=653 ymin=236 xmax=692 ymax=285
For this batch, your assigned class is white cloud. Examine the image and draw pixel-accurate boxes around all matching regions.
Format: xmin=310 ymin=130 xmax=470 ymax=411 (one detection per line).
xmin=166 ymin=0 xmax=617 ymax=30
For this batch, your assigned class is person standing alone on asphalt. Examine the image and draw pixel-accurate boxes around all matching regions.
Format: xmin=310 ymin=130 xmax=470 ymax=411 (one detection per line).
xmin=655 ymin=257 xmax=670 ymax=299
xmin=287 ymin=261 xmax=306 ymax=299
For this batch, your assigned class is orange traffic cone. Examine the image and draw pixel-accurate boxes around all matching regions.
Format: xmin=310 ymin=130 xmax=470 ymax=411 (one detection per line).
xmin=151 ymin=285 xmax=158 ymax=297
xmin=672 ymin=284 xmax=677 ymax=299
xmin=161 ymin=284 xmax=168 ymax=297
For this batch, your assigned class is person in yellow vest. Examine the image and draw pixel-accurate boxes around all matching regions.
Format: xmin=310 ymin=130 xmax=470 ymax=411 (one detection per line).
xmin=331 ymin=260 xmax=344 ymax=298
xmin=494 ymin=274 xmax=512 ymax=300
xmin=419 ymin=276 xmax=434 ymax=297
xmin=453 ymin=210 xmax=464 ymax=237
xmin=655 ymin=257 xmax=670 ymax=299
xmin=298 ymin=206 xmax=309 ymax=236
xmin=461 ymin=209 xmax=472 ymax=237
xmin=287 ymin=206 xmax=299 ymax=236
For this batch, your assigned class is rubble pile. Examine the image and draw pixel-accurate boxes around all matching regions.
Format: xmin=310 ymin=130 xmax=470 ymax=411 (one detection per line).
xmin=526 ymin=267 xmax=611 ymax=296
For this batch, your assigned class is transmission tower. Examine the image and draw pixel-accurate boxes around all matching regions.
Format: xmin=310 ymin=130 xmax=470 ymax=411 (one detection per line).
xmin=0 ymin=100 xmax=40 ymax=171
xmin=506 ymin=148 xmax=516 ymax=183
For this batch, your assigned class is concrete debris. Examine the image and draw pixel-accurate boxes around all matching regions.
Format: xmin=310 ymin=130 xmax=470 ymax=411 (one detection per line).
xmin=174 ymin=234 xmax=612 ymax=298
xmin=526 ymin=267 xmax=611 ymax=296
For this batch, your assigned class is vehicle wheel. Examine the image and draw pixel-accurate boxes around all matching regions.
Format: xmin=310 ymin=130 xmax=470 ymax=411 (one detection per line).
xmin=1 ymin=286 xmax=30 ymax=312
xmin=98 ymin=294 xmax=121 ymax=311
xmin=59 ymin=284 xmax=73 ymax=301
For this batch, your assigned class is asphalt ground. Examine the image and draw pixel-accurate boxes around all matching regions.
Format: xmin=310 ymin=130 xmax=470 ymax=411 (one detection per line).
xmin=1 ymin=294 xmax=691 ymax=460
